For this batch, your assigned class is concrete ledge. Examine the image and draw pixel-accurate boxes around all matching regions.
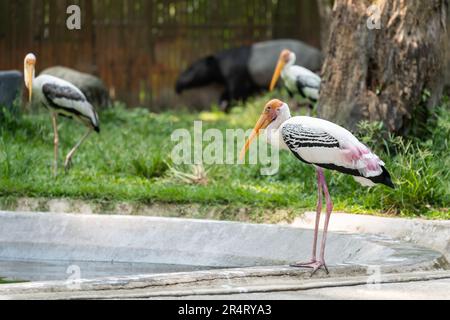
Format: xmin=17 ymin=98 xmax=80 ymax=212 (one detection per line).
xmin=0 ymin=210 xmax=448 ymax=300
xmin=1 ymin=268 xmax=449 ymax=300
xmin=0 ymin=211 xmax=444 ymax=268
xmin=291 ymin=212 xmax=450 ymax=261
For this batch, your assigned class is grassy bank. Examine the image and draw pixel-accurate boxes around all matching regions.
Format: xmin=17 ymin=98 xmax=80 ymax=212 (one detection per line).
xmin=0 ymin=277 xmax=24 ymax=284
xmin=0 ymin=96 xmax=449 ymax=219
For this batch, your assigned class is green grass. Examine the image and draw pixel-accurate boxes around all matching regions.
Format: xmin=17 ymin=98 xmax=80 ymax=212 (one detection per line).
xmin=0 ymin=277 xmax=25 ymax=285
xmin=0 ymin=95 xmax=449 ymax=220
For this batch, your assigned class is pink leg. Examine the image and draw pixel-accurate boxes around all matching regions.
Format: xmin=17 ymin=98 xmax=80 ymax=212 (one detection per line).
xmin=291 ymin=168 xmax=324 ymax=269
xmin=51 ymin=114 xmax=59 ymax=177
xmin=313 ymin=171 xmax=333 ymax=275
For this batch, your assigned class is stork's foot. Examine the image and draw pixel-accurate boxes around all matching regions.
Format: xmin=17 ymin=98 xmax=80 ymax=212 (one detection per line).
xmin=290 ymin=260 xmax=329 ymax=276
xmin=290 ymin=259 xmax=316 ymax=268
xmin=64 ymin=157 xmax=73 ymax=172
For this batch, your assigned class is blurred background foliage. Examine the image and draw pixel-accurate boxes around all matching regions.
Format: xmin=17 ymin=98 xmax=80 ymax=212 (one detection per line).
xmin=0 ymin=0 xmax=321 ymax=110
xmin=0 ymin=1 xmax=448 ymax=219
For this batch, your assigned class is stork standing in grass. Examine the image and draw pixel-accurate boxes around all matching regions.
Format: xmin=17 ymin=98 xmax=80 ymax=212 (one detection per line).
xmin=240 ymin=99 xmax=394 ymax=275
xmin=24 ymin=53 xmax=100 ymax=176
xmin=270 ymin=49 xmax=321 ymax=114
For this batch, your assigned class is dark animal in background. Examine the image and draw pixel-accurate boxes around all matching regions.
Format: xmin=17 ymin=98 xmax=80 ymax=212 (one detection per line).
xmin=0 ymin=70 xmax=23 ymax=120
xmin=176 ymin=46 xmax=259 ymax=112
xmin=176 ymin=39 xmax=323 ymax=112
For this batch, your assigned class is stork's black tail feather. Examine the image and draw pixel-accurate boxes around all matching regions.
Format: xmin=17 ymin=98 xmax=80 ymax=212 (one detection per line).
xmin=370 ymin=166 xmax=395 ymax=189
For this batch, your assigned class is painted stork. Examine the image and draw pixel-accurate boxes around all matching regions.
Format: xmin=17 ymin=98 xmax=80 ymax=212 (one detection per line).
xmin=24 ymin=53 xmax=100 ymax=175
xmin=270 ymin=49 xmax=321 ymax=113
xmin=240 ymin=99 xmax=394 ymax=275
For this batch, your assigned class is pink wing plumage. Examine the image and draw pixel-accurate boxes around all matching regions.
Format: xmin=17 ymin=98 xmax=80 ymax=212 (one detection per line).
xmin=341 ymin=142 xmax=384 ymax=178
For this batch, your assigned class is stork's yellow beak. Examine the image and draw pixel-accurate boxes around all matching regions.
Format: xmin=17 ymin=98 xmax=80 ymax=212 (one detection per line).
xmin=239 ymin=112 xmax=273 ymax=161
xmin=25 ymin=67 xmax=33 ymax=102
xmin=24 ymin=53 xmax=36 ymax=102
xmin=269 ymin=58 xmax=285 ymax=91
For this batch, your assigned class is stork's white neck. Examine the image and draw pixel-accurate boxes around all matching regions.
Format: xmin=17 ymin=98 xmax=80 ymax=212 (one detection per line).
xmin=286 ymin=52 xmax=296 ymax=67
xmin=286 ymin=58 xmax=295 ymax=68
xmin=282 ymin=54 xmax=296 ymax=78
xmin=265 ymin=103 xmax=291 ymax=150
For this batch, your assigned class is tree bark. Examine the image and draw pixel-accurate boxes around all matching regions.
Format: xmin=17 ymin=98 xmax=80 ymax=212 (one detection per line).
xmin=318 ymin=0 xmax=449 ymax=134
xmin=316 ymin=0 xmax=334 ymax=50
xmin=446 ymin=2 xmax=450 ymax=94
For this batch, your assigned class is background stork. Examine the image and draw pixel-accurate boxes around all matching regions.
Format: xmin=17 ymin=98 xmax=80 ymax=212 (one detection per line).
xmin=24 ymin=53 xmax=100 ymax=176
xmin=270 ymin=49 xmax=321 ymax=114
xmin=240 ymin=99 xmax=394 ymax=275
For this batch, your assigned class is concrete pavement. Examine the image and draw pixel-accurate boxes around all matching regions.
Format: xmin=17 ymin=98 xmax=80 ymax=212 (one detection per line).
xmin=2 ymin=270 xmax=449 ymax=300
xmin=0 ymin=210 xmax=448 ymax=300
xmin=169 ymin=278 xmax=450 ymax=300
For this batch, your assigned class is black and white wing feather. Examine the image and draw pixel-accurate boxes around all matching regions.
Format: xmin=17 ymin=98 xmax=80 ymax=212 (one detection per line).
xmin=282 ymin=123 xmax=339 ymax=151
xmin=41 ymin=77 xmax=99 ymax=132
xmin=295 ymin=68 xmax=321 ymax=90
xmin=280 ymin=119 xmax=394 ymax=188
xmin=285 ymin=66 xmax=321 ymax=101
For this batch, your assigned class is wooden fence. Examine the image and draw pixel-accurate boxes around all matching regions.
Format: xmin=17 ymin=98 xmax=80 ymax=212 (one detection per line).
xmin=0 ymin=0 xmax=321 ymax=110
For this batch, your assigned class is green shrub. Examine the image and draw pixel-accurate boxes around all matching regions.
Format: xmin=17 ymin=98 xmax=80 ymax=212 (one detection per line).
xmin=131 ymin=152 xmax=170 ymax=179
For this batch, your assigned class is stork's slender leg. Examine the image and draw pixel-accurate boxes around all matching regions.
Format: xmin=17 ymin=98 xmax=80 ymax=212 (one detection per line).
xmin=64 ymin=128 xmax=92 ymax=171
xmin=291 ymin=168 xmax=330 ymax=276
xmin=306 ymin=103 xmax=314 ymax=117
xmin=51 ymin=113 xmax=59 ymax=177
xmin=313 ymin=170 xmax=333 ymax=275
xmin=290 ymin=168 xmax=323 ymax=267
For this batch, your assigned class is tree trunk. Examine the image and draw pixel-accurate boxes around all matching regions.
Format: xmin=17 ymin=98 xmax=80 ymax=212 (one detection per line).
xmin=446 ymin=3 xmax=450 ymax=94
xmin=316 ymin=0 xmax=334 ymax=50
xmin=318 ymin=0 xmax=448 ymax=134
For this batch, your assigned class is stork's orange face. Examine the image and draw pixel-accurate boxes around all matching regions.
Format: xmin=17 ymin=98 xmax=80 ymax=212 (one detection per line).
xmin=239 ymin=99 xmax=284 ymax=160
xmin=269 ymin=49 xmax=293 ymax=91
xmin=280 ymin=49 xmax=292 ymax=63
xmin=24 ymin=53 xmax=36 ymax=102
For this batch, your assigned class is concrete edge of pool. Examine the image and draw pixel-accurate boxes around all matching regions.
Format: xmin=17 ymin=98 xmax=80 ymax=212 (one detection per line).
xmin=293 ymin=212 xmax=450 ymax=262
xmin=0 ymin=210 xmax=448 ymax=299
xmin=2 ymin=268 xmax=450 ymax=300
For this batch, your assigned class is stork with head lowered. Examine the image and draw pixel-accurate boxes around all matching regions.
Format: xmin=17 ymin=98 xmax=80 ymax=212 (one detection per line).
xmin=270 ymin=49 xmax=321 ymax=113
xmin=24 ymin=53 xmax=100 ymax=176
